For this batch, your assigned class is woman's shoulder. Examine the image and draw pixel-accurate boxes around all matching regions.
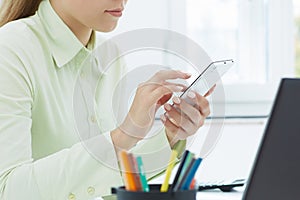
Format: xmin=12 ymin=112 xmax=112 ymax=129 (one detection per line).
xmin=0 ymin=16 xmax=44 ymax=51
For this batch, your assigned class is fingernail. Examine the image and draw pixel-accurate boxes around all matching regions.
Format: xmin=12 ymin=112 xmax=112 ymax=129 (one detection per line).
xmin=188 ymin=91 xmax=196 ymax=99
xmin=177 ymin=70 xmax=185 ymax=74
xmin=160 ymin=114 xmax=166 ymax=122
xmin=169 ymin=117 xmax=179 ymax=126
xmin=177 ymin=70 xmax=191 ymax=77
xmin=176 ymin=86 xmax=184 ymax=91
xmin=173 ymin=96 xmax=181 ymax=104
xmin=164 ymin=104 xmax=172 ymax=111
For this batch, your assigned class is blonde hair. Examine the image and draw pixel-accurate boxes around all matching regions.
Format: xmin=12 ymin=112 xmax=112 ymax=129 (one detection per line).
xmin=0 ymin=0 xmax=42 ymax=27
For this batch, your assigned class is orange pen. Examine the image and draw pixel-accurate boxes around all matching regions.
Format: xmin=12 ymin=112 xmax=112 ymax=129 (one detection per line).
xmin=119 ymin=150 xmax=137 ymax=191
xmin=128 ymin=153 xmax=143 ymax=191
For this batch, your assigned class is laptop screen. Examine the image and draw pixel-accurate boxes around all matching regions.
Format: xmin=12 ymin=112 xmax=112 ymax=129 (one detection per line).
xmin=243 ymin=79 xmax=300 ymax=199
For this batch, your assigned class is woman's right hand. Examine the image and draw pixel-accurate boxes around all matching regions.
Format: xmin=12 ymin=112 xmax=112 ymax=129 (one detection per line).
xmin=111 ymin=70 xmax=191 ymax=151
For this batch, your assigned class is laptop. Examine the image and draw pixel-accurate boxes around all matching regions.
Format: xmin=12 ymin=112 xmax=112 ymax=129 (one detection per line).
xmin=242 ymin=78 xmax=300 ymax=199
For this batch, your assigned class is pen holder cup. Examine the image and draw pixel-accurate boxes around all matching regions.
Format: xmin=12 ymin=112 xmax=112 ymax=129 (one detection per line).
xmin=111 ymin=184 xmax=196 ymax=200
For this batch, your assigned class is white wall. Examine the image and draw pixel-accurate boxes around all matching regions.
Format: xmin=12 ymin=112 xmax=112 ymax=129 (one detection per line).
xmin=107 ymin=0 xmax=171 ymax=36
xmin=190 ymin=119 xmax=265 ymax=182
xmin=150 ymin=119 xmax=266 ymax=183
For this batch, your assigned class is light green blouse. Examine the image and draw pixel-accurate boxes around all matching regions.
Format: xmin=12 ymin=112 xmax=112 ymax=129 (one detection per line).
xmin=0 ymin=0 xmax=184 ymax=199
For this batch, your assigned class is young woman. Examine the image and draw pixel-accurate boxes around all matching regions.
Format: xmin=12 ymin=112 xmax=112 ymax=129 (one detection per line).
xmin=0 ymin=0 xmax=212 ymax=199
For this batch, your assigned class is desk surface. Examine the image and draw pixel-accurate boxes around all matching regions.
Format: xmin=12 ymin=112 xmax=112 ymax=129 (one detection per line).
xmin=197 ymin=188 xmax=244 ymax=200
xmin=99 ymin=188 xmax=244 ymax=200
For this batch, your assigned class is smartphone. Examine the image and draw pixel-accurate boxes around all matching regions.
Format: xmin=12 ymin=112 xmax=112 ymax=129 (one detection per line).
xmin=180 ymin=59 xmax=234 ymax=103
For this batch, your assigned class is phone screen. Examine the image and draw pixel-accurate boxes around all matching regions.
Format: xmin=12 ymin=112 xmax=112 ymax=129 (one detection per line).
xmin=180 ymin=59 xmax=234 ymax=99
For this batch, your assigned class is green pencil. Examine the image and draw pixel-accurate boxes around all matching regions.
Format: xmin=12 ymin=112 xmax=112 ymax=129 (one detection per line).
xmin=136 ymin=156 xmax=150 ymax=192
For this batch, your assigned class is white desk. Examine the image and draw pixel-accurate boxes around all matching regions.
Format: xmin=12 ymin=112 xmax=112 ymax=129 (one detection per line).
xmin=197 ymin=188 xmax=244 ymax=200
xmin=99 ymin=188 xmax=244 ymax=200
xmin=101 ymin=118 xmax=263 ymax=200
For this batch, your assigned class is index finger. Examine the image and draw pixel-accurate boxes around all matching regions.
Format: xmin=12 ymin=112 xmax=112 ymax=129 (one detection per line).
xmin=204 ymin=84 xmax=216 ymax=97
xmin=149 ymin=70 xmax=191 ymax=82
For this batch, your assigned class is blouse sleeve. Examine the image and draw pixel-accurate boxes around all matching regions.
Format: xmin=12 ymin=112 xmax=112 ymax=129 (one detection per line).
xmin=0 ymin=46 xmax=122 ymax=200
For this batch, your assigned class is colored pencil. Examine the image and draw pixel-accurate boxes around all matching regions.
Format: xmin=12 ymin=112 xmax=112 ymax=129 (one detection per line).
xmin=119 ymin=151 xmax=137 ymax=191
xmin=136 ymin=156 xmax=150 ymax=192
xmin=128 ymin=153 xmax=143 ymax=191
xmin=171 ymin=150 xmax=189 ymax=189
xmin=173 ymin=151 xmax=195 ymax=191
xmin=173 ymin=158 xmax=196 ymax=191
xmin=181 ymin=157 xmax=202 ymax=190
xmin=160 ymin=150 xmax=178 ymax=192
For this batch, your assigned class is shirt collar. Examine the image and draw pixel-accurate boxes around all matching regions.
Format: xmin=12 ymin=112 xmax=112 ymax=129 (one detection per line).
xmin=37 ymin=0 xmax=96 ymax=68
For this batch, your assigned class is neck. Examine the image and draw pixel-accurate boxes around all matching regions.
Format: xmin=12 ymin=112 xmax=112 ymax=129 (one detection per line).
xmin=65 ymin=20 xmax=92 ymax=46
xmin=50 ymin=0 xmax=92 ymax=46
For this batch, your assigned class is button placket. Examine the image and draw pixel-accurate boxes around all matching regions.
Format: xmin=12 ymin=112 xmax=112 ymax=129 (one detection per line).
xmin=78 ymin=52 xmax=107 ymax=138
xmin=80 ymin=71 xmax=85 ymax=78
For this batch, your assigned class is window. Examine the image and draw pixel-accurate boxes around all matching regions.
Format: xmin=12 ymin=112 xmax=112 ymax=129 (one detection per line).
xmin=182 ymin=0 xmax=295 ymax=116
xmin=105 ymin=0 xmax=297 ymax=116
xmin=186 ymin=0 xmax=240 ymax=84
xmin=185 ymin=0 xmax=296 ymax=84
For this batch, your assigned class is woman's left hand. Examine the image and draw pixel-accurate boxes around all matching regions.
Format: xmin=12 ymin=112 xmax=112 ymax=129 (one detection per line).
xmin=161 ymin=85 xmax=216 ymax=147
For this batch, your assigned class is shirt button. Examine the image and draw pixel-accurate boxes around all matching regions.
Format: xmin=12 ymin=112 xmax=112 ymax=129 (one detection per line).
xmin=90 ymin=115 xmax=97 ymax=123
xmin=68 ymin=193 xmax=76 ymax=200
xmin=80 ymin=72 xmax=85 ymax=78
xmin=87 ymin=186 xmax=95 ymax=195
